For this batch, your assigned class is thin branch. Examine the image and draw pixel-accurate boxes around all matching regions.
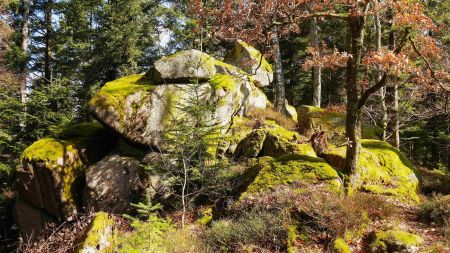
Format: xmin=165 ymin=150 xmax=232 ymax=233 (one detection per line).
xmin=357 ymin=30 xmax=411 ymax=110
xmin=409 ymin=37 xmax=449 ymax=92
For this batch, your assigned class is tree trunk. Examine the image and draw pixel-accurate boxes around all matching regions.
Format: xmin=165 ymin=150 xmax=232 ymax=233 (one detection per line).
xmin=375 ymin=9 xmax=388 ymax=140
xmin=44 ymin=0 xmax=52 ymax=84
xmin=20 ymin=0 xmax=31 ymax=104
xmin=345 ymin=15 xmax=365 ymax=180
xmin=392 ymin=84 xmax=400 ymax=147
xmin=181 ymin=159 xmax=188 ymax=228
xmin=272 ymin=31 xmax=287 ymax=114
xmin=310 ymin=17 xmax=322 ymax=107
xmin=387 ymin=9 xmax=400 ymax=148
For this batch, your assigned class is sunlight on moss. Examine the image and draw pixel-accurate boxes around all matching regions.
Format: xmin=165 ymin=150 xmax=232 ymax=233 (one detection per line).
xmin=324 ymin=139 xmax=419 ymax=202
xmin=210 ymin=74 xmax=238 ymax=91
xmin=242 ymin=154 xmax=342 ymax=197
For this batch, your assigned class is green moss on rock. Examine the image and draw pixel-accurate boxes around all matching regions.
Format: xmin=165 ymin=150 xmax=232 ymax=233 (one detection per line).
xmin=210 ymin=73 xmax=238 ymax=91
xmin=234 ymin=120 xmax=315 ymax=159
xmin=22 ymin=138 xmax=70 ymax=165
xmin=16 ymin=123 xmax=116 ymax=219
xmin=332 ymin=238 xmax=351 ymax=253
xmin=242 ymin=154 xmax=342 ymax=197
xmin=297 ymin=106 xmax=381 ymax=145
xmin=368 ymin=230 xmax=423 ymax=253
xmin=323 ymin=140 xmax=419 ymax=202
xmin=77 ymin=212 xmax=116 ymax=253
xmin=89 ymin=74 xmax=155 ymax=127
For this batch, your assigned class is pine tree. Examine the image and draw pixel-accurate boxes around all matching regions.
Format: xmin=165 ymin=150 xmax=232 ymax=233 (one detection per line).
xmin=153 ymin=77 xmax=228 ymax=227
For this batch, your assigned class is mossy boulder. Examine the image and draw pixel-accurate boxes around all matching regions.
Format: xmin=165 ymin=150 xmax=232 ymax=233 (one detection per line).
xmin=225 ymin=40 xmax=273 ymax=87
xmin=234 ymin=120 xmax=314 ymax=159
xmin=368 ymin=230 xmax=423 ymax=253
xmin=241 ymin=154 xmax=342 ymax=198
xmin=90 ymin=70 xmax=267 ymax=150
xmin=297 ymin=105 xmax=381 ymax=145
xmin=148 ymin=49 xmax=216 ymax=83
xmin=323 ymin=140 xmax=419 ymax=202
xmin=77 ymin=212 xmax=116 ymax=253
xmin=13 ymin=123 xmax=116 ymax=235
xmin=83 ymin=154 xmax=143 ymax=214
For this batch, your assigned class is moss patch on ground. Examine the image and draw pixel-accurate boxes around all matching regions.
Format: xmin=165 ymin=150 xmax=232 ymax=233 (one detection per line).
xmin=332 ymin=238 xmax=351 ymax=253
xmin=323 ymin=140 xmax=419 ymax=202
xmin=368 ymin=230 xmax=423 ymax=253
xmin=242 ymin=154 xmax=342 ymax=197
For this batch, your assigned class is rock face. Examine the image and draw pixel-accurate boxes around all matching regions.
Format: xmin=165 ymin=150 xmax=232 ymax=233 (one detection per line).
xmin=13 ymin=123 xmax=116 ymax=236
xmin=90 ymin=51 xmax=269 ymax=150
xmin=83 ymin=154 xmax=143 ymax=214
xmin=225 ymin=40 xmax=274 ymax=87
xmin=148 ymin=49 xmax=216 ymax=83
xmin=323 ymin=140 xmax=420 ymax=202
xmin=12 ymin=198 xmax=55 ymax=237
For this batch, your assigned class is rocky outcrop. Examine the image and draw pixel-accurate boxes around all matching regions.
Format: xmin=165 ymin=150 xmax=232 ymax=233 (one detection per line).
xmin=148 ymin=49 xmax=216 ymax=83
xmin=83 ymin=155 xmax=143 ymax=214
xmin=90 ymin=50 xmax=270 ymax=150
xmin=297 ymin=105 xmax=382 ymax=145
xmin=234 ymin=121 xmax=314 ymax=159
xmin=225 ymin=40 xmax=274 ymax=87
xmin=13 ymin=123 xmax=116 ymax=236
xmin=323 ymin=140 xmax=420 ymax=202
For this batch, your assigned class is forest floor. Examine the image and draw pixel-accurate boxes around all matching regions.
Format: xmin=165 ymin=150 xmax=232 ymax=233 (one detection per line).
xmin=295 ymin=196 xmax=449 ymax=253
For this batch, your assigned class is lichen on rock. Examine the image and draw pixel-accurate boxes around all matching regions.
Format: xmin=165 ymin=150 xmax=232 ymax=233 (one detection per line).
xmin=83 ymin=154 xmax=143 ymax=214
xmin=148 ymin=49 xmax=217 ymax=83
xmin=225 ymin=40 xmax=273 ymax=87
xmin=90 ymin=52 xmax=268 ymax=150
xmin=77 ymin=212 xmax=116 ymax=253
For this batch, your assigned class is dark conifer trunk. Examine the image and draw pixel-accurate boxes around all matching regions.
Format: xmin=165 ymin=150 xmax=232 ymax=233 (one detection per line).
xmin=44 ymin=0 xmax=52 ymax=84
